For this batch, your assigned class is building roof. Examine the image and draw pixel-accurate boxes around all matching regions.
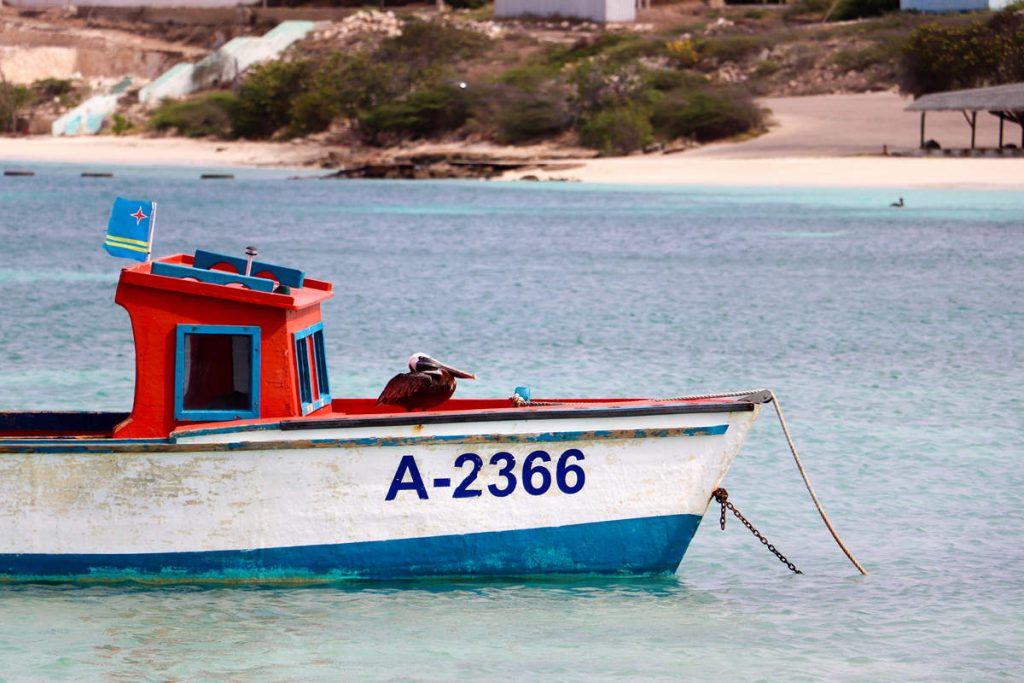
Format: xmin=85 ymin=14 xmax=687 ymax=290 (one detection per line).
xmin=906 ymin=82 xmax=1024 ymax=112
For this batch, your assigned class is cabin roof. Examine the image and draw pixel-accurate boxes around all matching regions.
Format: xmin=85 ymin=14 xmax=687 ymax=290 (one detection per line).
xmin=906 ymin=82 xmax=1024 ymax=112
xmin=119 ymin=252 xmax=333 ymax=311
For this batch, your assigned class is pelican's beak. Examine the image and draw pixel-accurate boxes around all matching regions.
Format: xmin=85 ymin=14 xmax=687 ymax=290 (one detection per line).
xmin=440 ymin=362 xmax=476 ymax=380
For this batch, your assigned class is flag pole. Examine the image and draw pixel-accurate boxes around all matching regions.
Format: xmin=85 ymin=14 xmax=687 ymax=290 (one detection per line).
xmin=146 ymin=201 xmax=158 ymax=262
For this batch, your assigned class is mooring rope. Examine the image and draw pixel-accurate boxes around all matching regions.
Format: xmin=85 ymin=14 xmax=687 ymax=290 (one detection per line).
xmin=762 ymin=389 xmax=869 ymax=576
xmin=510 ymin=387 xmax=869 ymax=576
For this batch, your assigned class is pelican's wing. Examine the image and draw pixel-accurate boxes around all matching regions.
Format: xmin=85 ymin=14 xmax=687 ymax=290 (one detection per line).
xmin=377 ymin=372 xmax=432 ymax=405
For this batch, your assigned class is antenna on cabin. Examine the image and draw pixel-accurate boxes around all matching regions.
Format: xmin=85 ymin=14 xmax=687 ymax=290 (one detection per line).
xmin=146 ymin=202 xmax=158 ymax=262
xmin=244 ymin=246 xmax=258 ymax=276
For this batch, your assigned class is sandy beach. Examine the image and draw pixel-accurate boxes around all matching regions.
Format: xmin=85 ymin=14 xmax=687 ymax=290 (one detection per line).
xmin=2 ymin=91 xmax=1023 ymax=188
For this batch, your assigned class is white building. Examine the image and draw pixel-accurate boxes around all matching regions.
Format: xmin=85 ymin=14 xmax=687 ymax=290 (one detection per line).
xmin=900 ymin=0 xmax=1010 ymax=11
xmin=495 ymin=0 xmax=636 ymax=23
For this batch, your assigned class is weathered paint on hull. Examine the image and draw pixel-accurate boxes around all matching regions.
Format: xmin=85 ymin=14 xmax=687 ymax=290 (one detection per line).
xmin=0 ymin=514 xmax=702 ymax=583
xmin=0 ymin=407 xmax=759 ymax=582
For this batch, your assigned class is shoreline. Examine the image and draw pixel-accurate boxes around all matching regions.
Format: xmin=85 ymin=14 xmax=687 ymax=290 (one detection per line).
xmin=3 ymin=137 xmax=1023 ymax=190
xmin=521 ymin=154 xmax=1024 ymax=190
xmin=4 ymin=93 xmax=1024 ymax=189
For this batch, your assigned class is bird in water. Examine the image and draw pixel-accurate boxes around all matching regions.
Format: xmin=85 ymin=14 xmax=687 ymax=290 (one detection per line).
xmin=377 ymin=353 xmax=476 ymax=411
xmin=891 ymin=197 xmax=905 ymax=208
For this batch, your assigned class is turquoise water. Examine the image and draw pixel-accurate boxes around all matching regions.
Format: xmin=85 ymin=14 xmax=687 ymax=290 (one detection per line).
xmin=0 ymin=165 xmax=1021 ymax=680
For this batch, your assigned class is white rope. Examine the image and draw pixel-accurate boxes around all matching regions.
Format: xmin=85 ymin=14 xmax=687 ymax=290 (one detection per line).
xmin=764 ymin=389 xmax=869 ymax=576
xmin=510 ymin=387 xmax=869 ymax=575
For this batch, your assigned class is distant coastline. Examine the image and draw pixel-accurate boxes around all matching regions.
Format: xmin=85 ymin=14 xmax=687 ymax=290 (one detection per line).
xmin=3 ymin=92 xmax=1023 ymax=189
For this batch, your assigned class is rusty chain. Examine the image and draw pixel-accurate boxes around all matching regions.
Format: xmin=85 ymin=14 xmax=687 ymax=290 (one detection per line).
xmin=712 ymin=488 xmax=802 ymax=575
xmin=510 ymin=388 xmax=868 ymax=575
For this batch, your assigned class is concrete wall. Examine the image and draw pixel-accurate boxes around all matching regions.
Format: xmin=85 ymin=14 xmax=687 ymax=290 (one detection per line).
xmin=900 ymin=0 xmax=1008 ymax=10
xmin=51 ymin=93 xmax=121 ymax=136
xmin=495 ymin=0 xmax=635 ymax=23
xmin=139 ymin=20 xmax=313 ymax=106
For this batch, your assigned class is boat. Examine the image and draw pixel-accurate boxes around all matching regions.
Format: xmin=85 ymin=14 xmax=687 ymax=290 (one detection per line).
xmin=0 ymin=248 xmax=770 ymax=583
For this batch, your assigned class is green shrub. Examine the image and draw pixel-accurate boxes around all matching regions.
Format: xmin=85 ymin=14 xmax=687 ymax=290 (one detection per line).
xmin=571 ymin=60 xmax=653 ymax=118
xmin=375 ymin=17 xmax=489 ymax=76
xmin=499 ymin=62 xmax=563 ymax=89
xmin=783 ymin=0 xmax=831 ymax=21
xmin=647 ymin=68 xmax=708 ymax=93
xmin=231 ymin=61 xmax=311 ymax=139
xmin=899 ymin=12 xmax=1024 ymax=96
xmin=579 ymin=106 xmax=653 ymax=155
xmin=111 ymin=113 xmax=133 ymax=135
xmin=322 ymin=52 xmax=407 ymax=116
xmin=651 ymin=86 xmax=763 ymax=143
xmin=493 ymin=86 xmax=572 ymax=143
xmin=600 ymin=36 xmax=666 ymax=65
xmin=697 ymin=34 xmax=770 ymax=64
xmin=149 ymin=92 xmax=238 ymax=138
xmin=545 ymin=33 xmax=633 ymax=68
xmin=830 ymin=0 xmax=898 ymax=21
xmin=32 ymin=78 xmax=82 ymax=108
xmin=358 ymin=82 xmax=471 ymax=142
xmin=287 ymin=90 xmax=338 ymax=137
xmin=31 ymin=78 xmax=74 ymax=99
xmin=831 ymin=43 xmax=896 ymax=72
xmin=0 ymin=83 xmax=31 ymax=133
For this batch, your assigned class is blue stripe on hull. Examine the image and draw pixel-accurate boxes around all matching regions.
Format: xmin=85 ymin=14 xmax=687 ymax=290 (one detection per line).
xmin=0 ymin=514 xmax=703 ymax=583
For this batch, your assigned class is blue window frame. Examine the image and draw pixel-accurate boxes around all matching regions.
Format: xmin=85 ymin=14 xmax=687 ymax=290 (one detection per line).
xmin=294 ymin=322 xmax=330 ymax=415
xmin=174 ymin=324 xmax=261 ymax=422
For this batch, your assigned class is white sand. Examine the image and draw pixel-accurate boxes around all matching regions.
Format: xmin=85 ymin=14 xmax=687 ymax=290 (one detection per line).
xmin=3 ymin=92 xmax=1022 ymax=188
xmin=547 ymin=92 xmax=1024 ymax=188
xmin=0 ymin=135 xmax=319 ymax=169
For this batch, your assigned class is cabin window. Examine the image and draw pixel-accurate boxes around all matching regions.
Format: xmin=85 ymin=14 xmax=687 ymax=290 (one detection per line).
xmin=294 ymin=322 xmax=330 ymax=415
xmin=174 ymin=325 xmax=260 ymax=421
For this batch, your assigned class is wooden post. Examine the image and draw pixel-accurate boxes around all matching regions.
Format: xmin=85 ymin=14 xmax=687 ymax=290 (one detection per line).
xmin=919 ymin=112 xmax=926 ymax=148
xmin=961 ymin=110 xmax=977 ymax=150
xmin=999 ymin=115 xmax=1004 ymax=149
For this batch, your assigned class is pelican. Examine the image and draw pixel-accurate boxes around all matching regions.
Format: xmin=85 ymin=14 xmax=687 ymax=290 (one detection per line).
xmin=891 ymin=197 xmax=905 ymax=208
xmin=377 ymin=353 xmax=476 ymax=411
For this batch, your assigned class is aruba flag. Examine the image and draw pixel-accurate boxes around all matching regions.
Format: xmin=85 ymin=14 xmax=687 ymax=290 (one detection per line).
xmin=104 ymin=197 xmax=156 ymax=262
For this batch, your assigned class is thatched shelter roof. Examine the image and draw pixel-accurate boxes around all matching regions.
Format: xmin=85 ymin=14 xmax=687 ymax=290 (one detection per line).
xmin=906 ymin=83 xmax=1024 ymax=112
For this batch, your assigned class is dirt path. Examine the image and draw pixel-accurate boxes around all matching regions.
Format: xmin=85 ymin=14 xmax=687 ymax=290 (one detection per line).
xmin=689 ymin=91 xmax=1008 ymax=158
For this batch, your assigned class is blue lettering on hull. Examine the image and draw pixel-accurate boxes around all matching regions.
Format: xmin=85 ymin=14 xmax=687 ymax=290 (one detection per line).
xmin=0 ymin=514 xmax=703 ymax=583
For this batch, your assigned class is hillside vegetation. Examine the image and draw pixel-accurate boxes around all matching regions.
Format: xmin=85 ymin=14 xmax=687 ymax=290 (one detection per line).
xmin=6 ymin=1 xmax=1022 ymax=152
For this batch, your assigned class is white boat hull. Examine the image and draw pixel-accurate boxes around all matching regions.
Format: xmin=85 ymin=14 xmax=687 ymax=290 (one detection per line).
xmin=0 ymin=403 xmax=762 ymax=582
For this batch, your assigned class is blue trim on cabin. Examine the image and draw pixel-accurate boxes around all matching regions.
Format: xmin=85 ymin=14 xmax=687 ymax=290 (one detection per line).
xmin=151 ymin=262 xmax=275 ymax=292
xmin=0 ymin=514 xmax=702 ymax=582
xmin=293 ymin=322 xmax=331 ymax=415
xmin=193 ymin=249 xmax=305 ymax=289
xmin=173 ymin=325 xmax=261 ymax=422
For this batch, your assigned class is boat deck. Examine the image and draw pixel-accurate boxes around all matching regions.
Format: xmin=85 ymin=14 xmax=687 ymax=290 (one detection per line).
xmin=0 ymin=396 xmax=754 ymax=441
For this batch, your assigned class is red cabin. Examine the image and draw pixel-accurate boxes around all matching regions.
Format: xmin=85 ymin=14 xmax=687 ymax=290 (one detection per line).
xmin=0 ymin=248 xmax=545 ymax=442
xmin=113 ymin=250 xmax=334 ymax=439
